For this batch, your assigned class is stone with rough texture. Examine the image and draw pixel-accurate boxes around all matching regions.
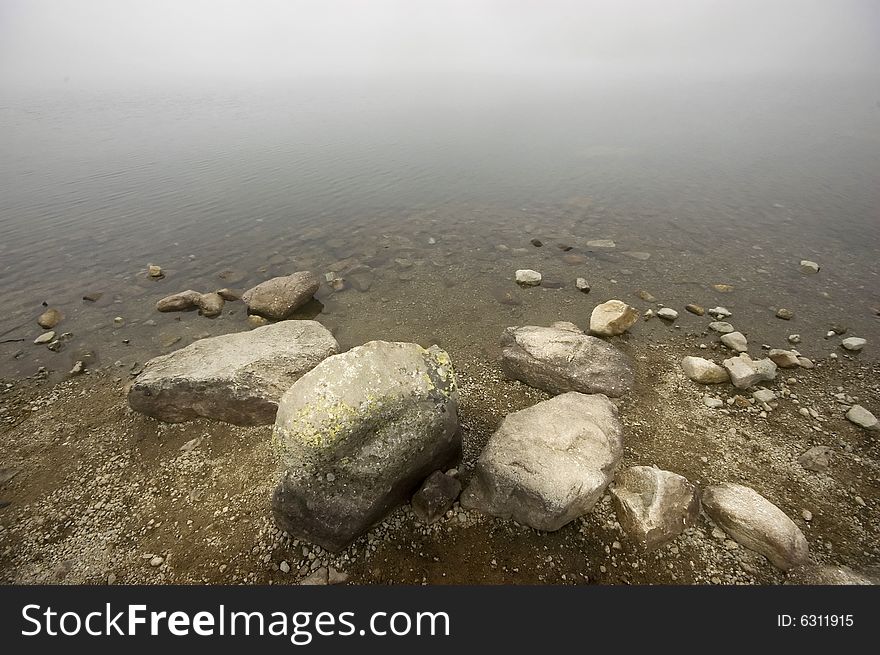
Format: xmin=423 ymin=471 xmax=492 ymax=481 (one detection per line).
xmin=681 ymin=356 xmax=729 ymax=384
xmin=611 ymin=466 xmax=700 ymax=551
xmin=798 ymin=446 xmax=833 ymax=473
xmin=768 ymin=349 xmax=799 ymax=368
xmin=589 ymin=300 xmax=639 ymax=337
xmin=841 ymin=337 xmax=866 ymax=352
xmin=156 ymin=290 xmax=202 ymax=312
xmin=657 ymin=307 xmax=678 ymax=321
xmin=708 ymin=321 xmax=734 ymax=334
xmin=515 ymin=269 xmax=542 ymax=286
xmin=845 ymin=405 xmax=879 ymax=431
xmin=197 ymin=292 xmax=224 ymax=317
xmin=720 ymin=331 xmax=748 ymax=352
xmin=272 ymin=341 xmax=460 ymax=552
xmin=722 ymin=354 xmax=777 ymax=389
xmin=242 ymin=271 xmax=320 ymax=320
xmin=786 ymin=564 xmax=876 ymax=585
xmin=702 ymin=482 xmax=809 ymax=570
xmin=411 ymin=471 xmax=462 ymax=524
xmin=37 ymin=308 xmax=62 ymax=329
xmin=500 ymin=325 xmax=633 ymax=397
xmin=129 ymin=321 xmax=338 ymax=425
xmin=798 ymin=260 xmax=820 ymax=274
xmin=575 ymin=278 xmax=591 ymax=293
xmin=461 ymin=392 xmax=623 ymax=532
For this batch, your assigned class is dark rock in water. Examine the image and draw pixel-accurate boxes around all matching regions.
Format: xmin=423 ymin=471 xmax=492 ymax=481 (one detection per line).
xmin=461 ymin=392 xmax=622 ymax=531
xmin=242 ymin=271 xmax=321 ymax=320
xmin=530 ymin=238 xmax=543 ymax=247
xmin=156 ymin=290 xmax=202 ymax=312
xmin=272 ymin=341 xmax=460 ymax=551
xmin=412 ymin=471 xmax=461 ymax=524
xmin=196 ymin=292 xmax=224 ymax=318
xmin=37 ymin=308 xmax=62 ymax=329
xmin=500 ymin=324 xmax=633 ymax=397
xmin=542 ymin=279 xmax=565 ymax=289
xmin=128 ymin=321 xmax=338 ymax=425
xmin=558 ymin=244 xmax=573 ymax=251
xmin=82 ymin=292 xmax=103 ymax=303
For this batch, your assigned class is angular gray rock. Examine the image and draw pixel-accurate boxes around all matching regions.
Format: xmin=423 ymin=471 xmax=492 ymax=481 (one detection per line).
xmin=797 ymin=446 xmax=833 ymax=473
xmin=702 ymin=482 xmax=809 ymax=570
xmin=681 ymin=356 xmax=729 ymax=384
xmin=589 ymin=300 xmax=639 ymax=336
xmin=845 ymin=405 xmax=879 ymax=430
xmin=272 ymin=341 xmax=460 ymax=551
xmin=500 ymin=325 xmax=633 ymax=397
xmin=611 ymin=466 xmax=700 ymax=551
xmin=128 ymin=321 xmax=338 ymax=425
xmin=786 ymin=564 xmax=876 ymax=585
xmin=242 ymin=271 xmax=321 ymax=320
xmin=720 ymin=331 xmax=748 ymax=353
xmin=461 ymin=392 xmax=623 ymax=531
xmin=722 ymin=354 xmax=777 ymax=389
xmin=515 ymin=269 xmax=542 ymax=286
xmin=768 ymin=349 xmax=800 ymax=368
xmin=411 ymin=471 xmax=462 ymax=524
xmin=709 ymin=321 xmax=734 ymax=334
xmin=841 ymin=337 xmax=866 ymax=352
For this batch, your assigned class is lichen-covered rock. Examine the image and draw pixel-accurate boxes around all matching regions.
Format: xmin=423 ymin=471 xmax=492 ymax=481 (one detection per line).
xmin=461 ymin=392 xmax=623 ymax=531
xmin=500 ymin=325 xmax=633 ymax=397
xmin=611 ymin=466 xmax=700 ymax=551
xmin=589 ymin=300 xmax=639 ymax=336
xmin=242 ymin=271 xmax=320 ymax=320
xmin=272 ymin=341 xmax=460 ymax=551
xmin=128 ymin=321 xmax=338 ymax=425
xmin=702 ymin=482 xmax=809 ymax=570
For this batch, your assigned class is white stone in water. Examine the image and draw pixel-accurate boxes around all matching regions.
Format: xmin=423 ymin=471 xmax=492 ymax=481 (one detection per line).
xmin=799 ymin=260 xmax=820 ymax=274
xmin=720 ymin=331 xmax=748 ymax=352
xmin=586 ymin=239 xmax=616 ymax=248
xmin=787 ymin=334 xmax=801 ymax=344
xmin=845 ymin=405 xmax=879 ymax=431
xmin=515 ymin=269 xmax=542 ymax=286
xmin=841 ymin=337 xmax=866 ymax=351
xmin=34 ymin=331 xmax=55 ymax=345
xmin=709 ymin=321 xmax=734 ymax=334
xmin=708 ymin=307 xmax=732 ymax=319
xmin=657 ymin=307 xmax=678 ymax=321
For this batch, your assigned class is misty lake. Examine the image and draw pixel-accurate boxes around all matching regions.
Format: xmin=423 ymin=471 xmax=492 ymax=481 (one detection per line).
xmin=1 ymin=72 xmax=878 ymax=377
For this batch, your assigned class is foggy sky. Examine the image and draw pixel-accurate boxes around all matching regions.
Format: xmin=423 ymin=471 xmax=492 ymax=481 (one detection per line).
xmin=1 ymin=0 xmax=878 ymax=88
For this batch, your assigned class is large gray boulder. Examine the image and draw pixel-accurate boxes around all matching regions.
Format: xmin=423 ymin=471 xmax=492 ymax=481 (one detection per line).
xmin=702 ymin=482 xmax=809 ymax=570
xmin=611 ymin=466 xmax=700 ymax=551
xmin=500 ymin=325 xmax=633 ymax=397
xmin=272 ymin=341 xmax=460 ymax=552
xmin=128 ymin=321 xmax=338 ymax=425
xmin=461 ymin=392 xmax=623 ymax=531
xmin=242 ymin=271 xmax=321 ymax=320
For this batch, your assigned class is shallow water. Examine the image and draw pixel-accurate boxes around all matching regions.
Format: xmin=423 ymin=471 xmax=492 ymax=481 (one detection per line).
xmin=1 ymin=72 xmax=879 ymax=377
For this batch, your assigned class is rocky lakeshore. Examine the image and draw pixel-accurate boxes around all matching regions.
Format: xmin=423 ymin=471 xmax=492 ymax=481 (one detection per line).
xmin=1 ymin=254 xmax=878 ymax=586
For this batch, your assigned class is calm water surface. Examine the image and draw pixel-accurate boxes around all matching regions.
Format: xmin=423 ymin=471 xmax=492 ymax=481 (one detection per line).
xmin=1 ymin=72 xmax=879 ymax=377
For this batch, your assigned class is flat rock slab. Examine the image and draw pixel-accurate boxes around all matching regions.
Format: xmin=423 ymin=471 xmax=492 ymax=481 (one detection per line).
xmin=500 ymin=325 xmax=633 ymax=397
xmin=461 ymin=392 xmax=623 ymax=531
xmin=128 ymin=321 xmax=338 ymax=425
xmin=272 ymin=341 xmax=460 ymax=552
xmin=702 ymin=482 xmax=809 ymax=570
xmin=242 ymin=271 xmax=321 ymax=320
xmin=612 ymin=466 xmax=700 ymax=551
